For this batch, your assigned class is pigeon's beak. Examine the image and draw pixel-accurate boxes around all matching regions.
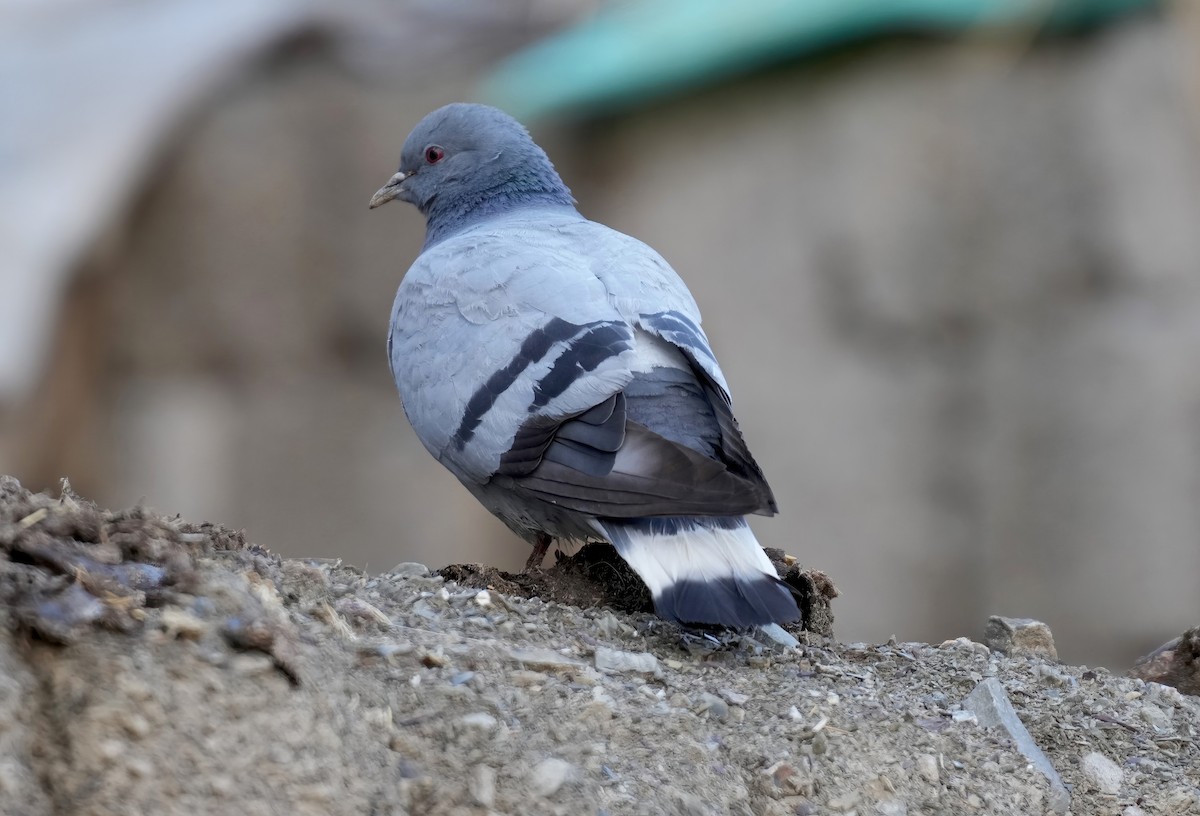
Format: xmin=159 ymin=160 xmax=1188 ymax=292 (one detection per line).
xmin=369 ymin=171 xmax=409 ymax=209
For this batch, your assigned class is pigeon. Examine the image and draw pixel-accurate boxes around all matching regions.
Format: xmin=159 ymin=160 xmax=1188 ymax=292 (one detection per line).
xmin=370 ymin=103 xmax=800 ymax=629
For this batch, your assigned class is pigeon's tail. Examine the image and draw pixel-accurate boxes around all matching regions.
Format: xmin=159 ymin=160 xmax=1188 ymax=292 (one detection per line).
xmin=597 ymin=516 xmax=801 ymax=629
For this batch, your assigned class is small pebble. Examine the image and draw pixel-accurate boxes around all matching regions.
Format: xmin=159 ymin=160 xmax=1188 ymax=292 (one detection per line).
xmin=125 ymin=757 xmax=154 ymax=779
xmin=529 ymin=757 xmax=574 ymax=797
xmin=719 ymin=688 xmax=749 ymax=706
xmin=939 ymin=637 xmax=991 ymax=657
xmin=420 ymin=651 xmax=449 ymax=668
xmin=208 ymin=775 xmax=236 ymax=797
xmin=922 ymin=691 xmax=947 ymax=707
xmin=458 ymin=712 xmax=498 ymax=732
xmin=825 ymin=791 xmax=860 ymax=812
xmin=758 ymin=623 xmax=799 ymax=647
xmin=469 ymin=764 xmax=496 ymax=807
xmin=1139 ymin=705 xmax=1170 ymax=730
xmin=510 ymin=670 xmax=548 ymax=687
xmin=983 ymin=616 xmax=1057 ymax=660
xmin=594 ymin=646 xmax=659 ymax=676
xmin=160 ymin=608 xmax=209 ymax=639
xmin=916 ymin=754 xmax=939 ymax=784
xmin=334 ymin=598 xmax=391 ymax=626
xmin=1167 ymin=791 xmax=1198 ymax=810
xmin=1079 ymin=751 xmax=1123 ymax=795
xmin=1034 ymin=664 xmax=1070 ymax=686
xmin=1146 ymin=682 xmax=1184 ymax=707
xmin=121 ymin=713 xmax=152 ymax=739
xmin=697 ymin=692 xmax=729 ymax=720
xmin=876 ymin=800 xmax=907 ymax=816
xmin=389 ymin=562 xmax=429 ymax=578
xmin=507 ymin=646 xmax=586 ymax=672
xmin=98 ymin=739 xmax=124 ymax=761
xmin=765 ymin=761 xmax=812 ymax=797
xmin=229 ymin=654 xmax=275 ymax=677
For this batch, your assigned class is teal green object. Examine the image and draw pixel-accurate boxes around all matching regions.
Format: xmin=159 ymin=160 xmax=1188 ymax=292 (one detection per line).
xmin=483 ymin=0 xmax=1156 ymax=121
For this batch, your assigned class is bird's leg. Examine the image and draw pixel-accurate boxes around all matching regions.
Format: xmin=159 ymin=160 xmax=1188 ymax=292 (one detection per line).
xmin=524 ymin=532 xmax=553 ymax=573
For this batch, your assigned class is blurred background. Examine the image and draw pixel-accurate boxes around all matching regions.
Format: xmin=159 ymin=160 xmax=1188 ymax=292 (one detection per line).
xmin=3 ymin=0 xmax=1199 ymax=669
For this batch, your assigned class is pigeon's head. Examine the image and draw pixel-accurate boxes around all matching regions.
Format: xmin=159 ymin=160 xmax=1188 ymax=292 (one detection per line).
xmin=369 ymin=103 xmax=574 ymax=237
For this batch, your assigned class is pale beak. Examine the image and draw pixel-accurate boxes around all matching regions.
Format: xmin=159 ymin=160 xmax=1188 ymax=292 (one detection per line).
xmin=369 ymin=171 xmax=409 ymax=209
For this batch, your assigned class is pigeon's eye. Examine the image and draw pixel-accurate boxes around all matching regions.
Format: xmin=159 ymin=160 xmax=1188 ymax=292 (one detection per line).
xmin=424 ymin=145 xmax=445 ymax=165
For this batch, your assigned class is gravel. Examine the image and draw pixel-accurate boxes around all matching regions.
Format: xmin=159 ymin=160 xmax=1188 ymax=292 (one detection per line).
xmin=1 ymin=476 xmax=1199 ymax=815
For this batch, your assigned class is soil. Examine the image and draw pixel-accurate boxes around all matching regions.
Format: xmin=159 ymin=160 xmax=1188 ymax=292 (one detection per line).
xmin=438 ymin=542 xmax=838 ymax=641
xmin=1 ymin=475 xmax=1198 ymax=816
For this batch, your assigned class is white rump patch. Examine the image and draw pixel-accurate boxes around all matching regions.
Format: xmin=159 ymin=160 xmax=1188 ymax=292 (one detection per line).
xmin=601 ymin=520 xmax=777 ymax=600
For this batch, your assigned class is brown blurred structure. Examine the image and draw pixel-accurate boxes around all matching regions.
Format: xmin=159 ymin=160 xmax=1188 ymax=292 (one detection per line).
xmin=1131 ymin=625 xmax=1200 ymax=695
xmin=4 ymin=0 xmax=1200 ymax=667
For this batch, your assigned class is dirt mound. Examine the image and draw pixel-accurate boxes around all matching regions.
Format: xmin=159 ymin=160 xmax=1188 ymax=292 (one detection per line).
xmin=1 ymin=476 xmax=1197 ymax=815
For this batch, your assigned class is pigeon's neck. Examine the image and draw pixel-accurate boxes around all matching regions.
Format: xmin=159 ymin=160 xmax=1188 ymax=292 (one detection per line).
xmin=421 ymin=177 xmax=576 ymax=248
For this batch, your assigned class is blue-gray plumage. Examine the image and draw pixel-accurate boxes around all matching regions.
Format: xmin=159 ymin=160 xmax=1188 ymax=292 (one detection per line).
xmin=371 ymin=103 xmax=799 ymax=629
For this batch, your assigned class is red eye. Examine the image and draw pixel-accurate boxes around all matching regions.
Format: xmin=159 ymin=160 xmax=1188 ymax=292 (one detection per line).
xmin=424 ymin=145 xmax=445 ymax=164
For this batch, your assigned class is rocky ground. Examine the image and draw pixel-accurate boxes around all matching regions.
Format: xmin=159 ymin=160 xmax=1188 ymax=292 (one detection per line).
xmin=1 ymin=475 xmax=1198 ymax=816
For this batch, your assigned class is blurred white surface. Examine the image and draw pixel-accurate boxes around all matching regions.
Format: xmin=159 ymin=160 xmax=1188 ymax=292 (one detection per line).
xmin=0 ymin=0 xmax=333 ymax=400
